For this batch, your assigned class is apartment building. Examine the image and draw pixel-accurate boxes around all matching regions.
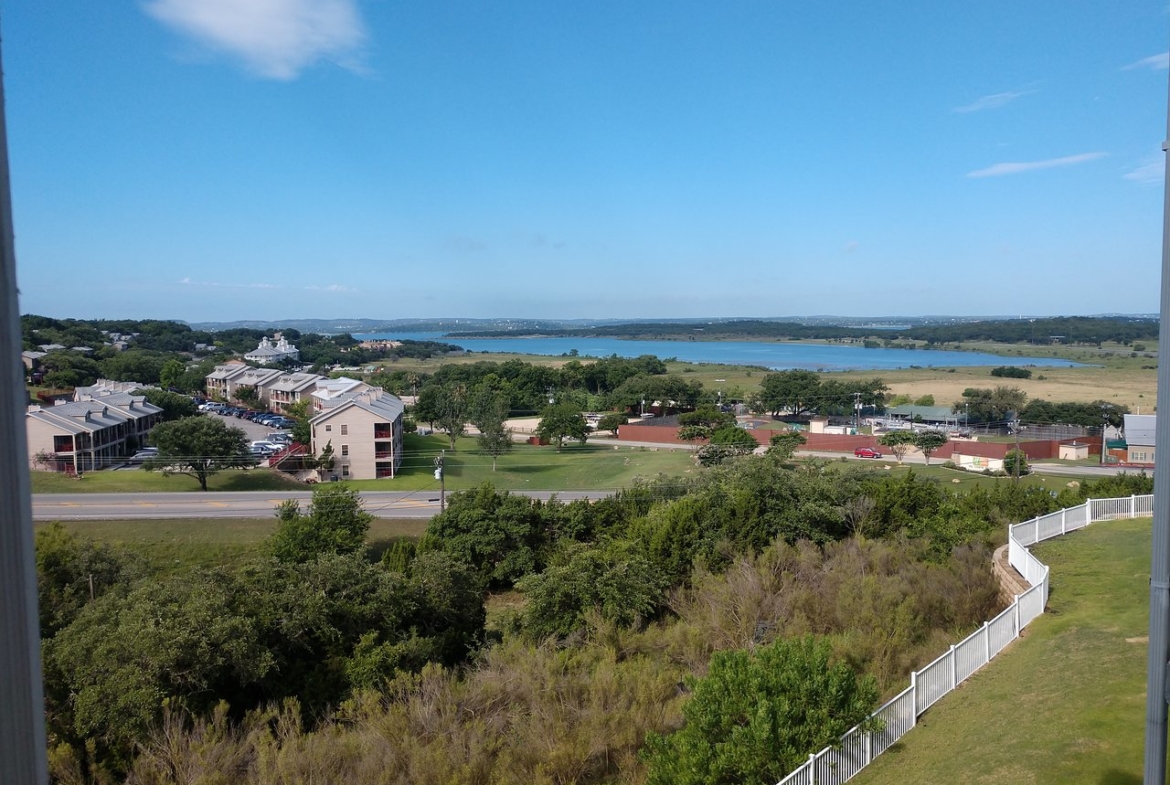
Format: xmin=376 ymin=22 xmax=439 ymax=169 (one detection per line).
xmin=310 ymin=387 xmax=404 ymax=480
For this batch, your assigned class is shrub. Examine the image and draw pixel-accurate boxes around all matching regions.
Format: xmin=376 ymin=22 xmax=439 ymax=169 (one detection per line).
xmin=990 ymin=366 xmax=1032 ymax=379
xmin=642 ymin=636 xmax=879 ymax=785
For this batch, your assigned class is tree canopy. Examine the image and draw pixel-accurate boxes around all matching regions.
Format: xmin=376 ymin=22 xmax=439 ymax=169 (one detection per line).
xmin=144 ymin=416 xmax=252 ymax=490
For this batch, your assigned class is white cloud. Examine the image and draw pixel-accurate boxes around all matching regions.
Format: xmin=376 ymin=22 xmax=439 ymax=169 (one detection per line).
xmin=967 ymin=152 xmax=1107 ymax=178
xmin=1124 ymin=155 xmax=1165 ymax=184
xmin=1122 ymin=52 xmax=1170 ymax=71
xmin=953 ymin=89 xmax=1035 ymax=114
xmin=142 ymin=0 xmax=367 ymax=80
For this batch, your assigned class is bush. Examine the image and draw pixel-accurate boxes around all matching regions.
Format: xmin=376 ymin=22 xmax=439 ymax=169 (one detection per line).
xmin=990 ymin=366 xmax=1032 ymax=379
xmin=642 ymin=636 xmax=879 ymax=785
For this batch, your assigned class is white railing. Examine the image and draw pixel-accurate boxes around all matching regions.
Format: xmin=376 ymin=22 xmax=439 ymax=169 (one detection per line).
xmin=776 ymin=493 xmax=1152 ymax=785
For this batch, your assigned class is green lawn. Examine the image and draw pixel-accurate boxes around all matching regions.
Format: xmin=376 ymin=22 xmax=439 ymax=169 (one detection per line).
xmin=41 ymin=517 xmax=428 ymax=573
xmin=344 ymin=433 xmax=697 ymax=492
xmin=30 ymin=467 xmax=307 ymax=494
xmin=852 ymin=516 xmax=1151 ymax=785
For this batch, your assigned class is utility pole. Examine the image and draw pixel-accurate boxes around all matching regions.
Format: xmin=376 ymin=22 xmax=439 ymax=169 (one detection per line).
xmin=0 ymin=31 xmax=50 ymax=784
xmin=433 ymin=450 xmax=446 ymax=512
xmin=853 ymin=391 xmax=862 ymax=434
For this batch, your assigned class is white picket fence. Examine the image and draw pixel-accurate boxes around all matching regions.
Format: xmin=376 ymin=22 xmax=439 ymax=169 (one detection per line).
xmin=776 ymin=493 xmax=1154 ymax=785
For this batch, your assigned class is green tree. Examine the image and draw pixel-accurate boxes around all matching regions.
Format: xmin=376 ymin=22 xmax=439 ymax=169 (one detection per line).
xmin=268 ymin=483 xmax=373 ymax=563
xmin=913 ymin=393 xmax=935 ymax=406
xmin=284 ymin=398 xmax=312 ymax=445
xmin=678 ymin=404 xmax=735 ymax=430
xmin=954 ymin=386 xmax=1027 ymax=425
xmin=234 ymin=384 xmax=259 ymax=405
xmin=753 ymin=370 xmax=822 ymax=417
xmin=536 ymin=402 xmax=589 ymax=449
xmin=470 ymin=383 xmax=512 ymax=470
xmin=520 ymin=541 xmax=669 ymax=639
xmin=878 ymin=430 xmax=917 ymax=464
xmin=136 ymin=388 xmax=197 ymax=421
xmin=767 ymin=430 xmax=807 ymax=461
xmin=1003 ymin=449 xmax=1030 ymax=478
xmin=144 ymin=416 xmax=252 ymax=490
xmin=597 ymin=411 xmax=628 ymax=436
xmin=158 ymin=358 xmax=186 ymax=390
xmin=678 ymin=424 xmax=712 ymax=451
xmin=697 ymin=426 xmax=758 ymax=465
xmin=913 ymin=430 xmax=948 ymax=465
xmin=35 ymin=522 xmax=142 ymax=638
xmin=435 ymin=383 xmax=470 ymax=449
xmin=642 ymin=636 xmax=878 ymax=785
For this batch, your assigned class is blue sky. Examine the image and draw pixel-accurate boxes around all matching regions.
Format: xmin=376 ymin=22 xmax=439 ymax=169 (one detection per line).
xmin=5 ymin=2 xmax=1168 ymax=322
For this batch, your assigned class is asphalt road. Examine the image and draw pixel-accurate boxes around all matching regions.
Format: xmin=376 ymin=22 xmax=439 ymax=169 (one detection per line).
xmin=31 ymin=489 xmax=612 ymax=521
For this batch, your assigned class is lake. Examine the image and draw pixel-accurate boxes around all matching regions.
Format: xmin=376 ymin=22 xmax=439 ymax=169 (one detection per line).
xmin=355 ymin=332 xmax=1083 ymax=372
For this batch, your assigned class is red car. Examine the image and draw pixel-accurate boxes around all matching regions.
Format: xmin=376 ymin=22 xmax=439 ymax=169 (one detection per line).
xmin=854 ymin=447 xmax=883 ymax=458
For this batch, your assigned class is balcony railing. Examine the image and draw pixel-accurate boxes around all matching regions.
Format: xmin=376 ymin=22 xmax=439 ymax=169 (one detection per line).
xmin=373 ymin=428 xmax=393 ymax=439
xmin=374 ymin=451 xmax=392 ymax=459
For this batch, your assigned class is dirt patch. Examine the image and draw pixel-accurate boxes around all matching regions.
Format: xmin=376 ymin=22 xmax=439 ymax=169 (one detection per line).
xmin=1126 ymin=636 xmax=1149 ymax=644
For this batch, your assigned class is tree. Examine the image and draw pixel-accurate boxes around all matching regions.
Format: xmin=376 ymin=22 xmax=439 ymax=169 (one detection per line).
xmin=954 ymin=386 xmax=1027 ymax=425
xmin=878 ymin=430 xmax=917 ymax=464
xmin=913 ymin=430 xmax=949 ymax=465
xmin=753 ymin=370 xmax=822 ymax=417
xmin=520 ymin=541 xmax=669 ymax=639
xmin=284 ymin=398 xmax=312 ymax=445
xmin=268 ymin=483 xmax=373 ymax=563
xmin=697 ymin=426 xmax=758 ymax=466
xmin=678 ymin=405 xmax=734 ymax=430
xmin=470 ymin=384 xmax=513 ymax=470
xmin=536 ymin=402 xmax=589 ymax=449
xmin=144 ymin=416 xmax=252 ymax=491
xmin=767 ymin=431 xmax=806 ymax=461
xmin=435 ymin=383 xmax=470 ymax=449
xmin=136 ymin=388 xmax=196 ymax=421
xmin=158 ymin=358 xmax=185 ymax=391
xmin=1003 ymin=449 xmax=1030 ymax=478
xmin=678 ymin=424 xmax=711 ymax=451
xmin=597 ymin=411 xmax=628 ymax=436
xmin=642 ymin=636 xmax=879 ymax=785
xmin=234 ymin=384 xmax=259 ymax=405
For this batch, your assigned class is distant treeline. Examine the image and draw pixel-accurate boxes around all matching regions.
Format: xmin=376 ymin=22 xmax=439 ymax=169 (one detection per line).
xmin=449 ymin=316 xmax=1159 ymax=346
xmin=20 ymin=316 xmax=462 ymax=385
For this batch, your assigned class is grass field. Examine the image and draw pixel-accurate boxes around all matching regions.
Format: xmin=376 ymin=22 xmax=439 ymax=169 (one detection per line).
xmin=343 ymin=432 xmax=697 ymax=492
xmin=42 ymin=517 xmax=428 ymax=572
xmin=29 ymin=467 xmax=308 ymax=494
xmin=852 ymin=516 xmax=1151 ymax=785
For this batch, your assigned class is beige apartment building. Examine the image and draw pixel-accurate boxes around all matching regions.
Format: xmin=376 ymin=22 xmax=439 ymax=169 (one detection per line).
xmin=27 ymin=393 xmax=163 ymax=474
xmin=310 ymin=387 xmax=404 ymax=480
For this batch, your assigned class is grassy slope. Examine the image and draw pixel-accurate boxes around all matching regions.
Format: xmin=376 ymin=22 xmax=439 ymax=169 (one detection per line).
xmin=30 ymin=467 xmax=308 ymax=494
xmin=853 ymin=516 xmax=1150 ymax=785
xmin=42 ymin=517 xmax=428 ymax=573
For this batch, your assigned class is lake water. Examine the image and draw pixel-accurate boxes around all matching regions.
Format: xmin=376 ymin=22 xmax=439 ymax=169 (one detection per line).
xmin=356 ymin=332 xmax=1083 ymax=372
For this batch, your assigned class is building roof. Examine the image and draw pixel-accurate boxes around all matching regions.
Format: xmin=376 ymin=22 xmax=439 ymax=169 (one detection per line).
xmin=885 ymin=405 xmax=959 ymax=421
xmin=232 ymin=367 xmax=284 ymax=388
xmin=311 ymin=388 xmax=404 ymax=425
xmin=267 ymin=372 xmax=322 ymax=394
xmin=310 ymin=376 xmax=367 ymax=402
xmin=207 ymin=362 xmax=251 ymax=381
xmin=1124 ymin=414 xmax=1156 ymax=447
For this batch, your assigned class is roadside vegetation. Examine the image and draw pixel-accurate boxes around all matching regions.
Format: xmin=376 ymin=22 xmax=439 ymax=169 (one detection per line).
xmin=36 ymin=450 xmax=1152 ymax=784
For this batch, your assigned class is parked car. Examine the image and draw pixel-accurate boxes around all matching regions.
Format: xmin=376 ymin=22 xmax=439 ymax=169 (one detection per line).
xmin=127 ymin=447 xmax=159 ymax=464
xmin=854 ymin=447 xmax=883 ymax=459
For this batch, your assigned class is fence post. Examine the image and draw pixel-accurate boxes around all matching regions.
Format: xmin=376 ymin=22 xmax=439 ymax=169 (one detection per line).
xmin=983 ymin=621 xmax=990 ymax=664
xmin=1061 ymin=508 xmax=1066 ymax=535
xmin=911 ymin=670 xmax=918 ymax=719
xmin=1131 ymin=494 xmax=1136 ymax=518
xmin=1014 ymin=596 xmax=1021 ymax=636
xmin=1033 ymin=516 xmax=1040 ymax=544
xmin=865 ymin=730 xmax=872 ymax=766
xmin=949 ymin=645 xmax=957 ymax=689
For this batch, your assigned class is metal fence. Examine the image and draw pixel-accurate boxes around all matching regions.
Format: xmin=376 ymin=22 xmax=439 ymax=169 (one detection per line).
xmin=776 ymin=493 xmax=1152 ymax=785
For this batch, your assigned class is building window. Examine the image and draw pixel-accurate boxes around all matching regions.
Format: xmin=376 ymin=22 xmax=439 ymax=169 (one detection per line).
xmin=340 ymin=424 xmax=348 ymax=435
xmin=325 ymin=424 xmax=331 ymax=432
xmin=342 ymin=444 xmax=349 ymax=456
xmin=342 ymin=465 xmax=350 ymax=476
